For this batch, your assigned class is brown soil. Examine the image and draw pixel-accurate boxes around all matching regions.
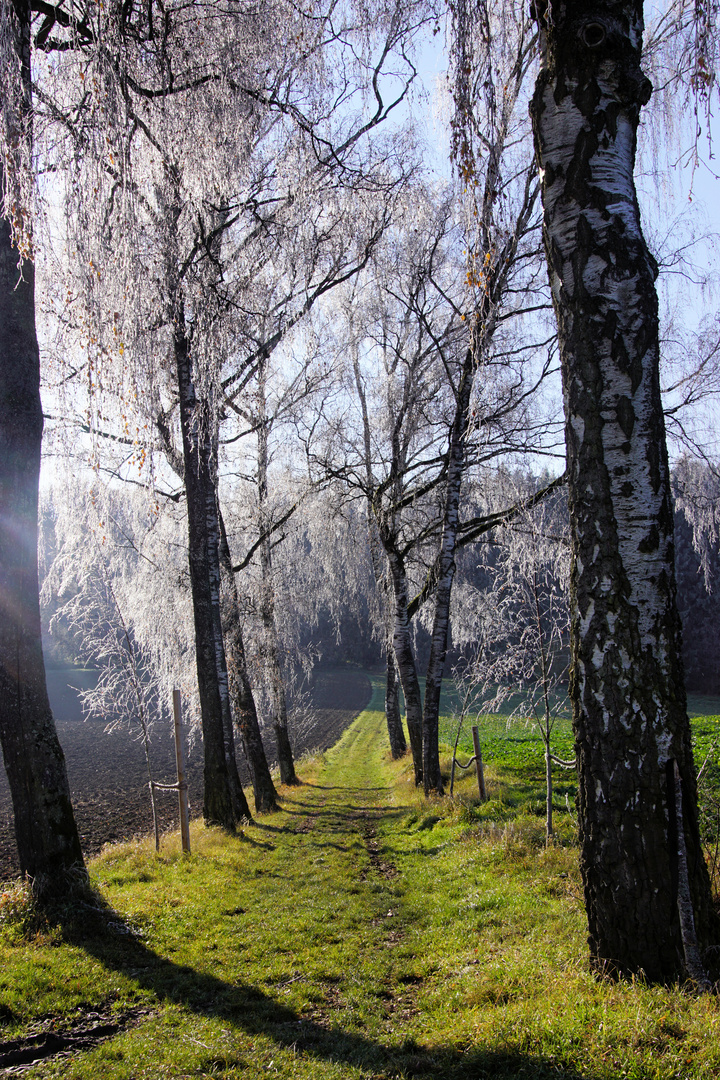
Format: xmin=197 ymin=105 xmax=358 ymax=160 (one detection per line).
xmin=0 ymin=666 xmax=371 ymax=882
xmin=0 ymin=1007 xmax=151 ymax=1071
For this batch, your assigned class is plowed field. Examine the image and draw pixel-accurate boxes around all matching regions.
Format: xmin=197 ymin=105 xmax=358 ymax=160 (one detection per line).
xmin=0 ymin=667 xmax=371 ymax=881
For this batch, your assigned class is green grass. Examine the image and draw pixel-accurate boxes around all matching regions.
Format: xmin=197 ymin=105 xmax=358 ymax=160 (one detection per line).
xmin=441 ymin=686 xmax=720 ymax=823
xmin=2 ymin=680 xmax=720 ymax=1078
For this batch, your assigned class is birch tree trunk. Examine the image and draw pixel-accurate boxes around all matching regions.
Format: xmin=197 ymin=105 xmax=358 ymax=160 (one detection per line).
xmin=421 ymin=348 xmax=475 ymax=795
xmin=530 ymin=0 xmax=717 ymax=981
xmin=257 ymin=367 xmax=297 ymax=785
xmin=258 ymin=535 xmax=296 ymax=784
xmin=0 ymin=0 xmax=84 ymax=894
xmin=367 ymin=515 xmax=408 ymax=760
xmin=218 ymin=652 xmax=253 ymax=823
xmin=385 ymin=546 xmax=424 ymax=784
xmin=352 ymin=346 xmax=407 ymax=758
xmin=0 ymin=211 xmax=84 ymax=892
xmin=174 ymin=304 xmax=241 ymax=829
xmin=384 ymin=634 xmax=407 ymax=758
xmin=218 ymin=511 xmax=279 ymax=812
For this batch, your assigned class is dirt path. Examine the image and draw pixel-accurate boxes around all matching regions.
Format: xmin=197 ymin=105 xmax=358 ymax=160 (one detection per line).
xmin=255 ymin=702 xmax=424 ymax=1045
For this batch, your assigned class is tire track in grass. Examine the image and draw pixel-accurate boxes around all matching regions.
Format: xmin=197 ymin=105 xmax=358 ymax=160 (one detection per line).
xmin=307 ymin=707 xmax=430 ymax=1046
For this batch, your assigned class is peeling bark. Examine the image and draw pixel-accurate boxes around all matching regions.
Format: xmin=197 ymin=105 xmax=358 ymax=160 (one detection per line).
xmin=0 ymin=0 xmax=83 ymax=894
xmin=530 ymin=0 xmax=717 ymax=981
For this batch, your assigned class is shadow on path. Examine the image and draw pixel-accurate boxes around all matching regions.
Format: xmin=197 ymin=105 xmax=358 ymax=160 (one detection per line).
xmin=50 ymin=902 xmax=602 ymax=1080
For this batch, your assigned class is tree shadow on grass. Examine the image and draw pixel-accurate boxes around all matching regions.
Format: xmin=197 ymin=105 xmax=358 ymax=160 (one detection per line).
xmin=56 ymin=900 xmax=603 ymax=1080
xmin=238 ymin=836 xmax=276 ymax=852
xmin=276 ymin=800 xmax=410 ymax=821
xmin=301 ymin=783 xmax=392 ymax=792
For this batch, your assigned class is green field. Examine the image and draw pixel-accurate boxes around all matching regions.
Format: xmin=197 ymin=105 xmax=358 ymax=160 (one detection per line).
xmin=430 ymin=677 xmax=720 ymax=877
xmin=2 ymin=679 xmax=720 ymax=1078
xmin=437 ymin=682 xmax=720 ymax=814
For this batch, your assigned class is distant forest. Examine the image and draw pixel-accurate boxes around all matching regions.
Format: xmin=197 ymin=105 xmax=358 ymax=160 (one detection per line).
xmin=675 ymin=514 xmax=720 ymax=694
xmin=40 ymin=467 xmax=720 ymax=701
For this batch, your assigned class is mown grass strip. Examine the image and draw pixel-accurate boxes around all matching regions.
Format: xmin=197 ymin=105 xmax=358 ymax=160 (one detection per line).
xmin=1 ymin=694 xmax=719 ymax=1078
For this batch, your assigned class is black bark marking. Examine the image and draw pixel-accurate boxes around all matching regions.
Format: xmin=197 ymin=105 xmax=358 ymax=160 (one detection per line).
xmin=616 ymin=396 xmax=635 ymax=439
xmin=566 ymin=131 xmax=600 ymax=204
xmin=580 ymin=20 xmax=608 ymax=47
xmin=638 ymin=525 xmax=659 ymax=553
xmin=531 ymin=0 xmax=719 ymax=981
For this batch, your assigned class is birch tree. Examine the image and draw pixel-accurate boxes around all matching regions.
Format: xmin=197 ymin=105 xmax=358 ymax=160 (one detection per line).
xmin=325 ymin=184 xmax=559 ymax=787
xmin=526 ymin=0 xmax=718 ymax=980
xmin=43 ymin=0 xmax=426 ymax=826
xmin=410 ymin=0 xmax=562 ymax=793
xmin=43 ymin=0 xmax=272 ymax=829
xmin=217 ymin=510 xmax=279 ymax=813
xmin=346 ymin=319 xmax=407 ymax=758
xmin=222 ymin=349 xmax=332 ymax=786
xmin=331 ymin=200 xmax=463 ymax=782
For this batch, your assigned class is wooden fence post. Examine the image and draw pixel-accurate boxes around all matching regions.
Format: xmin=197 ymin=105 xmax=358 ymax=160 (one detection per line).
xmin=173 ymin=689 xmax=191 ymax=854
xmin=471 ymin=725 xmax=486 ymax=802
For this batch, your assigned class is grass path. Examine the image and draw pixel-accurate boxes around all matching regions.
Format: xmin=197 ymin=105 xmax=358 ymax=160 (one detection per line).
xmin=2 ymin=697 xmax=720 ymax=1078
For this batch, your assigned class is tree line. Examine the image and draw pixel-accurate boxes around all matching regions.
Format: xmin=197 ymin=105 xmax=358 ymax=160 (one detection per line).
xmin=1 ymin=0 xmax=720 ymax=988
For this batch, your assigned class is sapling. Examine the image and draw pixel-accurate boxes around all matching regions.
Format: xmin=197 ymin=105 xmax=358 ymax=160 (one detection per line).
xmin=674 ymin=457 xmax=720 ymax=885
xmin=457 ymin=486 xmax=572 ymax=840
xmin=42 ymin=473 xmax=202 ymax=848
xmin=49 ymin=530 xmax=165 ymax=849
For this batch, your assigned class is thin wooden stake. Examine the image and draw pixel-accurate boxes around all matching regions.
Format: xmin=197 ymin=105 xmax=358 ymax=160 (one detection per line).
xmin=173 ymin=689 xmax=191 ymax=854
xmin=151 ymin=782 xmax=160 ymax=853
xmin=471 ymin=725 xmax=486 ymax=802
